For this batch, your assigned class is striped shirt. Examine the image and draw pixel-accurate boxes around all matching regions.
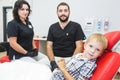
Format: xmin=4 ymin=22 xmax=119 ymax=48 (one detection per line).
xmin=53 ymin=53 xmax=97 ymax=80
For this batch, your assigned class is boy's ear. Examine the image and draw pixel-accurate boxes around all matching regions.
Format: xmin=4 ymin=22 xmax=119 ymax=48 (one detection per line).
xmin=99 ymin=49 xmax=107 ymax=57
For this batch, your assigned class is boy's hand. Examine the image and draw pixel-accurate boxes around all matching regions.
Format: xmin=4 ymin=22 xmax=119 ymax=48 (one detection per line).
xmin=57 ymin=58 xmax=66 ymax=71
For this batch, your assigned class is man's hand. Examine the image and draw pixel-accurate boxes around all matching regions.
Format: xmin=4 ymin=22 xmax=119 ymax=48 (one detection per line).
xmin=50 ymin=61 xmax=58 ymax=71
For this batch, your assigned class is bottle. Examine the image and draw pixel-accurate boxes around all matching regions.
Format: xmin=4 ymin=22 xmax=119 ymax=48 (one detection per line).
xmin=97 ymin=19 xmax=102 ymax=31
xmin=104 ymin=18 xmax=109 ymax=31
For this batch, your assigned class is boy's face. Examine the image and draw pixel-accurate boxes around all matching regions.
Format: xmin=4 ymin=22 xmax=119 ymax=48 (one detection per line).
xmin=84 ymin=38 xmax=105 ymax=59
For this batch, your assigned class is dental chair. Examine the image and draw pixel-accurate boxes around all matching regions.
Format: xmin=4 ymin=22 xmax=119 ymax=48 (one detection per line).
xmin=90 ymin=31 xmax=120 ymax=80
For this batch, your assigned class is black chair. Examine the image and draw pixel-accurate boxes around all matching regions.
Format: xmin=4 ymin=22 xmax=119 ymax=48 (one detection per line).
xmin=0 ymin=42 xmax=10 ymax=55
xmin=0 ymin=42 xmax=10 ymax=63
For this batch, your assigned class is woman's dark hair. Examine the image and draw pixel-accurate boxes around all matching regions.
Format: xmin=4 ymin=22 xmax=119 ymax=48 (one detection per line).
xmin=13 ymin=0 xmax=31 ymax=22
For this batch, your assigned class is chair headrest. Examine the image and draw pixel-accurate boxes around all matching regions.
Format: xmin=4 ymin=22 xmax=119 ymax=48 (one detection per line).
xmin=104 ymin=31 xmax=120 ymax=51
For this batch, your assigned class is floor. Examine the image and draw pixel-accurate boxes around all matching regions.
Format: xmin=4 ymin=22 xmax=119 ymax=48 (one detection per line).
xmin=113 ymin=73 xmax=120 ymax=80
xmin=0 ymin=51 xmax=6 ymax=58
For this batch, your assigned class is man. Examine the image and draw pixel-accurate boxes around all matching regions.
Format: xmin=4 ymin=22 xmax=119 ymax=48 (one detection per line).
xmin=46 ymin=2 xmax=86 ymax=71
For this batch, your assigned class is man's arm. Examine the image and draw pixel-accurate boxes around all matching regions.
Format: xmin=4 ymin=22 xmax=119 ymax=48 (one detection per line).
xmin=46 ymin=41 xmax=55 ymax=61
xmin=47 ymin=41 xmax=58 ymax=71
xmin=73 ymin=40 xmax=83 ymax=55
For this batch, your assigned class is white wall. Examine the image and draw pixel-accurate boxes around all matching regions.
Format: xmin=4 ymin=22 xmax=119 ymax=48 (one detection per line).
xmin=31 ymin=0 xmax=120 ymax=38
xmin=0 ymin=0 xmax=32 ymax=42
xmin=0 ymin=0 xmax=15 ymax=42
xmin=0 ymin=0 xmax=120 ymax=42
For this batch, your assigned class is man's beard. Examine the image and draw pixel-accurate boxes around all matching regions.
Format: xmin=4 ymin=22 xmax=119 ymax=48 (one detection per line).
xmin=58 ymin=16 xmax=69 ymax=22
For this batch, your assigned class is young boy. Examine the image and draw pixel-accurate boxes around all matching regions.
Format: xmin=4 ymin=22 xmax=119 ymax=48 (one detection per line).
xmin=52 ymin=33 xmax=108 ymax=80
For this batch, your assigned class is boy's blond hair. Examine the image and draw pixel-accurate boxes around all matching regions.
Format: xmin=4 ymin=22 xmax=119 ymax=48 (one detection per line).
xmin=86 ymin=33 xmax=108 ymax=50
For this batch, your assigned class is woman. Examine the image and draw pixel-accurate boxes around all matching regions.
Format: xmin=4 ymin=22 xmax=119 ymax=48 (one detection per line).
xmin=7 ymin=0 xmax=47 ymax=62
